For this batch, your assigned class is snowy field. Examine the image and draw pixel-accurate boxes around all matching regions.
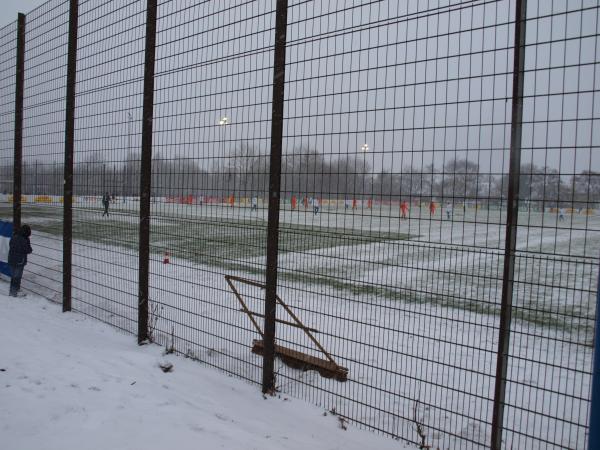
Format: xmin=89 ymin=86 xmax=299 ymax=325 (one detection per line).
xmin=0 ymin=200 xmax=597 ymax=449
xmin=0 ymin=291 xmax=408 ymax=450
xmin=11 ymin=199 xmax=600 ymax=330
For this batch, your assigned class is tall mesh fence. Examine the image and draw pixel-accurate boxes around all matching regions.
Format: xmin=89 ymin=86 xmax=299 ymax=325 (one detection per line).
xmin=506 ymin=1 xmax=599 ymax=447
xmin=147 ymin=1 xmax=275 ymax=384
xmin=19 ymin=0 xmax=69 ymax=300
xmin=70 ymin=0 xmax=145 ymax=331
xmin=277 ymin=1 xmax=511 ymax=447
xmin=0 ymin=1 xmax=598 ymax=449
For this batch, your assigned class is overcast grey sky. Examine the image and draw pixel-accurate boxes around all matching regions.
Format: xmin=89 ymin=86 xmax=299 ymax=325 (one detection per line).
xmin=2 ymin=0 xmax=46 ymax=27
xmin=0 ymin=0 xmax=597 ymax=176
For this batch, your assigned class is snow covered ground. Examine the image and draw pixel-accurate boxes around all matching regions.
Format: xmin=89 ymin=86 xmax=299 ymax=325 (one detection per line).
xmin=11 ymin=228 xmax=592 ymax=450
xmin=0 ymin=291 xmax=409 ymax=450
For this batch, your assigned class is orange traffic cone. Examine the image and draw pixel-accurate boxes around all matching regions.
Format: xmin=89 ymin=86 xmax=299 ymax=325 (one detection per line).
xmin=163 ymin=251 xmax=170 ymax=264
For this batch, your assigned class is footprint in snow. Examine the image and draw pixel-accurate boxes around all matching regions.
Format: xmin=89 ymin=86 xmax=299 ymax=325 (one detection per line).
xmin=215 ymin=413 xmax=232 ymax=422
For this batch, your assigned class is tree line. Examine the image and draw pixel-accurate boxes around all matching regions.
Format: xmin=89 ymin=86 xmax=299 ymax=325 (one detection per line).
xmin=3 ymin=146 xmax=599 ymax=209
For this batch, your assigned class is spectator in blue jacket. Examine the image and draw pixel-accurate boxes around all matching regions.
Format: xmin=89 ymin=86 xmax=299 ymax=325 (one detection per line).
xmin=8 ymin=224 xmax=32 ymax=297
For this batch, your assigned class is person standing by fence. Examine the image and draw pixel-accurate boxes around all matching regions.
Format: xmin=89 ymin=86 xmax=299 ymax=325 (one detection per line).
xmin=8 ymin=224 xmax=32 ymax=297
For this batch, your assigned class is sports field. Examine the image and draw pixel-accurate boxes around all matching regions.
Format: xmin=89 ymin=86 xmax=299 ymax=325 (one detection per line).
xmin=1 ymin=199 xmax=596 ymax=449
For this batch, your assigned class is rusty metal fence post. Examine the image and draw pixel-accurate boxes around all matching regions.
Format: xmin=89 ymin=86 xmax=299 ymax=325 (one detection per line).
xmin=491 ymin=0 xmax=528 ymax=448
xmin=12 ymin=13 xmax=25 ymax=231
xmin=62 ymin=0 xmax=79 ymax=313
xmin=138 ymin=0 xmax=157 ymax=344
xmin=262 ymin=0 xmax=289 ymax=393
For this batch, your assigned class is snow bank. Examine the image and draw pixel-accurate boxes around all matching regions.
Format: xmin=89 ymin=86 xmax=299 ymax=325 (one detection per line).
xmin=0 ymin=292 xmax=408 ymax=450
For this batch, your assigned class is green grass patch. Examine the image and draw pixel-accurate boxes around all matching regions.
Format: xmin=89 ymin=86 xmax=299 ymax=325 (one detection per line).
xmin=2 ymin=204 xmax=591 ymax=339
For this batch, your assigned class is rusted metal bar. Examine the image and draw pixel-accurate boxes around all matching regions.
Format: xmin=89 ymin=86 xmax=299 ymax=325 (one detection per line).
xmin=251 ymin=340 xmax=348 ymax=382
xmin=240 ymin=310 xmax=319 ymax=334
xmin=274 ymin=296 xmax=337 ymax=365
xmin=226 ymin=274 xmax=265 ymax=289
xmin=225 ymin=275 xmax=341 ymax=371
xmin=225 ymin=276 xmax=264 ymax=338
xmin=226 ymin=275 xmax=318 ymax=334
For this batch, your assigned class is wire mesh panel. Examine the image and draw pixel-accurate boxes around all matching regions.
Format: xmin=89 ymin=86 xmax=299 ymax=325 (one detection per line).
xmin=274 ymin=1 xmax=596 ymax=448
xmin=503 ymin=1 xmax=599 ymax=448
xmin=0 ymin=21 xmax=17 ymax=220
xmin=70 ymin=0 xmax=146 ymax=332
xmin=20 ymin=1 xmax=69 ymax=300
xmin=147 ymin=0 xmax=276 ymax=386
